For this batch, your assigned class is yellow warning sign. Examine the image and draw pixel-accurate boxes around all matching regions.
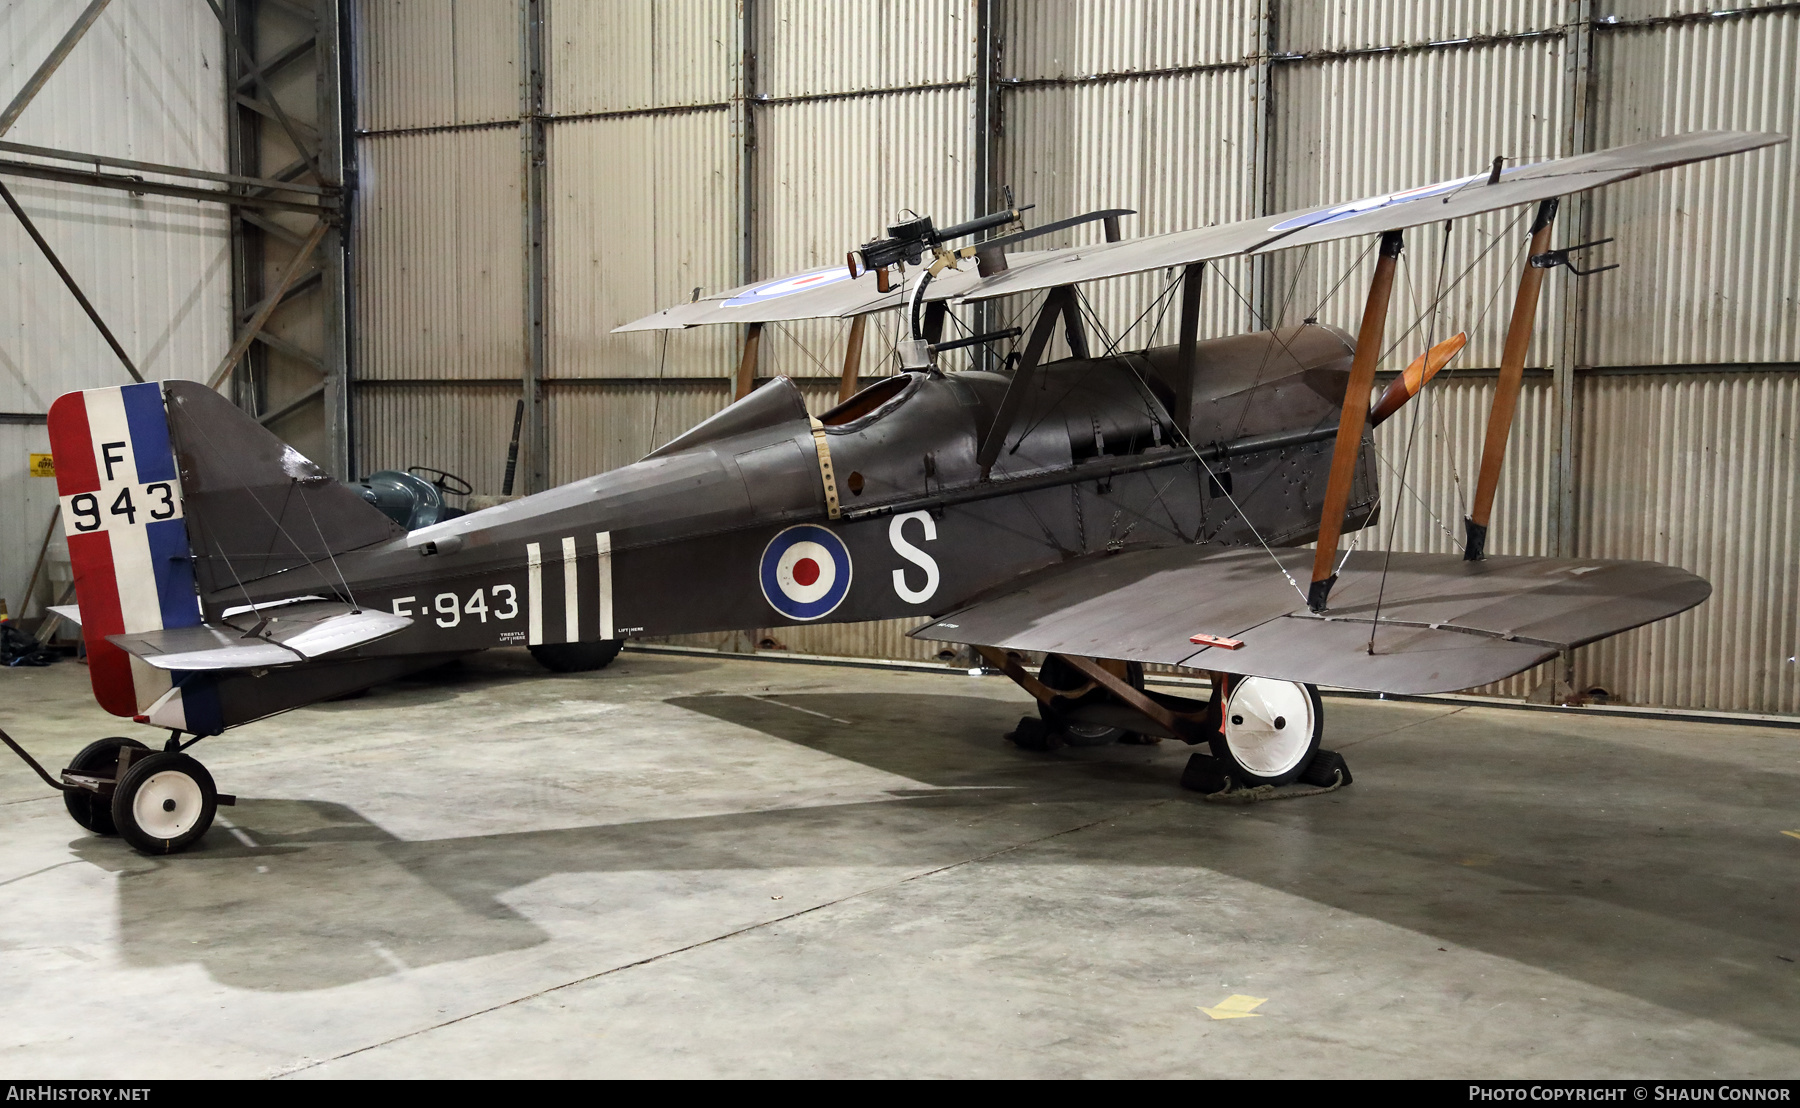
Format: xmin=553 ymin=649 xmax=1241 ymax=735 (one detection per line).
xmin=1199 ymin=994 xmax=1268 ymax=1020
xmin=28 ymin=453 xmax=54 ymax=478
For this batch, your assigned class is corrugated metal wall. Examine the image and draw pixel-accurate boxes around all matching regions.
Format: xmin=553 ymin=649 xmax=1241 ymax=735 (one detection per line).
xmin=349 ymin=1 xmax=1800 ymax=714
xmin=1 ymin=0 xmax=230 ymax=623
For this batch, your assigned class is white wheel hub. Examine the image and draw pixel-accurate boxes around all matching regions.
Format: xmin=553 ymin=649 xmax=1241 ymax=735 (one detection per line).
xmin=1223 ymin=678 xmax=1315 ymax=777
xmin=132 ymin=770 xmax=204 ymax=840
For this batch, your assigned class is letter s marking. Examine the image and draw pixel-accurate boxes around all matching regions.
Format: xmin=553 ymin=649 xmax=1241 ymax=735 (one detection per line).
xmin=889 ymin=510 xmax=939 ymax=604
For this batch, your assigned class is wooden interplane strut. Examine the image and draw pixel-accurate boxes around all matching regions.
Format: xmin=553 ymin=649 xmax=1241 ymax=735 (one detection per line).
xmin=1308 ymin=229 xmax=1404 ymax=612
xmin=734 ymin=321 xmax=763 ymax=400
xmin=838 ymin=314 xmax=867 ymax=403
xmin=1465 ymin=199 xmax=1559 ymax=560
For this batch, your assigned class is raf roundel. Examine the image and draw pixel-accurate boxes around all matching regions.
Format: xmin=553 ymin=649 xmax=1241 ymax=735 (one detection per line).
xmin=759 ymin=524 xmax=853 ymax=621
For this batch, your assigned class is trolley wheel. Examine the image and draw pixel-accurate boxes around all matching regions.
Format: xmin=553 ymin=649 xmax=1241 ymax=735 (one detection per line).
xmin=1209 ymin=678 xmax=1323 ymax=787
xmin=1035 ymin=655 xmax=1146 ymax=746
xmin=111 ymin=751 xmax=217 ymax=855
xmin=529 ymin=639 xmax=623 ymax=673
xmin=62 ymin=736 xmax=148 ymax=835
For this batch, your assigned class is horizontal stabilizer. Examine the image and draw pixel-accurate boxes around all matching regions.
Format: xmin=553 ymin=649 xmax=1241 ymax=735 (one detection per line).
xmin=107 ymin=602 xmax=411 ymax=672
xmin=912 ymin=546 xmax=1709 ymax=695
xmin=47 ymin=604 xmax=81 ymax=628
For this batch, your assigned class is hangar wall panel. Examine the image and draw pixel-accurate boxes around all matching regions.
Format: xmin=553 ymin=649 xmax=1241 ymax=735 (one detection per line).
xmin=354 ymin=0 xmax=520 ymax=131
xmin=547 ymin=381 xmax=730 ymax=485
xmin=0 ymin=0 xmax=229 ymax=620
xmin=1001 ymin=0 xmax=1257 ymax=77
xmin=1276 ymin=0 xmax=1562 ymax=54
xmin=546 ymin=112 xmax=738 ymax=380
xmin=1584 ymin=11 xmax=1799 ymax=367
xmin=1266 ymin=38 xmax=1567 ymax=369
xmin=1575 ymin=371 xmax=1800 ymax=715
xmin=759 ymin=0 xmax=969 ymax=97
xmin=353 ymin=130 xmax=525 ymax=381
xmin=548 ymin=0 xmax=732 ymax=115
xmin=355 ymin=384 xmax=524 ymax=498
xmin=753 ymin=88 xmax=971 ymax=381
xmin=999 ymin=73 xmax=1261 ymax=355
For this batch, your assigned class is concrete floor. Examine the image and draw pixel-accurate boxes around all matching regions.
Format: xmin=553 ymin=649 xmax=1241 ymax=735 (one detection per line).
xmin=1 ymin=648 xmax=1797 ymax=1079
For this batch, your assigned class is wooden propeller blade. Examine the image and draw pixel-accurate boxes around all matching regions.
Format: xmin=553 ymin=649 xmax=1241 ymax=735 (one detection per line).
xmin=1368 ymin=331 xmax=1467 ymax=427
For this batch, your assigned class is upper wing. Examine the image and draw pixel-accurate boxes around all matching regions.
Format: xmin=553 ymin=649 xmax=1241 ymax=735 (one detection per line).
xmin=949 ymin=131 xmax=1784 ymax=302
xmin=613 ymin=130 xmax=1782 ymax=332
xmin=911 ymin=545 xmax=1709 ymax=695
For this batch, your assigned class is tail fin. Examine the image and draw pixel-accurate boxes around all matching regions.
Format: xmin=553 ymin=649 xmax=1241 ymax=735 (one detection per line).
xmin=47 ymin=381 xmax=402 ymax=724
xmin=160 ymin=382 xmax=403 ymax=599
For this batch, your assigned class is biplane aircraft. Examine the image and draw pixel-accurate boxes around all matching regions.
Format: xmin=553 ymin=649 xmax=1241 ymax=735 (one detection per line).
xmin=3 ymin=129 xmax=1781 ymax=855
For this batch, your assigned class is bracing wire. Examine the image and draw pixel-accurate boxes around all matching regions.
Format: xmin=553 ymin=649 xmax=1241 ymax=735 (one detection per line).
xmin=1366 ymin=219 xmax=1455 ymax=652
xmin=648 ymin=327 xmax=669 ymax=453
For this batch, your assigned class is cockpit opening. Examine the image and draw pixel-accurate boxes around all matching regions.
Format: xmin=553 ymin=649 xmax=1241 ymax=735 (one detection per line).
xmin=819 ymin=374 xmax=915 ymax=427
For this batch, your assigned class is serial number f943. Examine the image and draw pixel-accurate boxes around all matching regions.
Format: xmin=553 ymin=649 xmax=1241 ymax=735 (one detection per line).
xmin=390 ymin=585 xmax=519 ymax=627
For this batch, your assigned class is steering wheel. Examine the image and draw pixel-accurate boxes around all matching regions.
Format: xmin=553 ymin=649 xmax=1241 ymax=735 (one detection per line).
xmin=407 ymin=466 xmax=474 ymax=497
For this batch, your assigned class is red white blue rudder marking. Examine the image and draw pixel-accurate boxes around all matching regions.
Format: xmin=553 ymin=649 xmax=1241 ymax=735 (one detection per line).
xmin=759 ymin=525 xmax=852 ymax=621
xmin=47 ymin=382 xmax=218 ymax=732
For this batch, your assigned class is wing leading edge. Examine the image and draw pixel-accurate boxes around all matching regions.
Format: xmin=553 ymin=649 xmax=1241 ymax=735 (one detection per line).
xmin=911 ymin=546 xmax=1709 ymax=695
xmin=616 ymin=131 xmax=1783 ymax=330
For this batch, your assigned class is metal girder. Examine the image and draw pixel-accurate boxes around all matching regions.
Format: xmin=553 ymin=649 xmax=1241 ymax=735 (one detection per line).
xmin=0 ymin=178 xmax=142 ymax=383
xmin=0 ymin=157 xmax=329 ymax=214
xmin=0 ymin=0 xmax=114 ymax=137
xmin=0 ymin=139 xmax=328 ymax=195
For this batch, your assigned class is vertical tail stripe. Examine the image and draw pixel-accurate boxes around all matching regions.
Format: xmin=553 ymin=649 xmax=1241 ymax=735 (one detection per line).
xmin=120 ymin=381 xmax=177 ymax=482
xmin=146 ymin=518 xmax=201 ymax=630
xmin=46 ymin=392 xmax=98 ymax=494
xmin=527 ymin=542 xmax=543 ymax=645
xmin=596 ymin=531 xmax=614 ymax=640
xmin=66 ymin=531 xmax=136 ymax=717
xmin=562 ymin=536 xmax=579 ymax=642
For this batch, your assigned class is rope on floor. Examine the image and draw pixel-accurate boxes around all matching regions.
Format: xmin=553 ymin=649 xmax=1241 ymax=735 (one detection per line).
xmin=1201 ymin=769 xmax=1347 ymax=805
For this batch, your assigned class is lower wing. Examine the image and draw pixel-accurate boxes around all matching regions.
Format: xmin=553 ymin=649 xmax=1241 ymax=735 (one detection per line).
xmin=911 ymin=546 xmax=1708 ymax=695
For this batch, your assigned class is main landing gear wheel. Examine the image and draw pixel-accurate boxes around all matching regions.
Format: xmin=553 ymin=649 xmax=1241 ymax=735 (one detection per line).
xmin=1210 ymin=678 xmax=1323 ymax=787
xmin=529 ymin=639 xmax=624 ymax=673
xmin=111 ymin=751 xmax=218 ymax=855
xmin=1035 ymin=655 xmax=1149 ymax=746
xmin=62 ymin=736 xmax=148 ymax=835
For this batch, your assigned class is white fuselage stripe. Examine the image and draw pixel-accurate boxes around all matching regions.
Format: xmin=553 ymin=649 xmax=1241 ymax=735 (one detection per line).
xmin=526 ymin=542 xmax=543 ymax=645
xmin=562 ymin=536 xmax=579 ymax=642
xmin=596 ymin=531 xmax=613 ymax=640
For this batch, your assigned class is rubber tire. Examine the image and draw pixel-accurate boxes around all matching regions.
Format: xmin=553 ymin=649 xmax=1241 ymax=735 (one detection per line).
xmin=1035 ymin=656 xmax=1145 ymax=746
xmin=1209 ymin=679 xmax=1324 ymax=787
xmin=1007 ymin=715 xmax=1064 ymax=752
xmin=111 ymin=751 xmax=217 ymax=855
xmin=62 ymin=737 xmax=148 ymax=835
xmin=529 ymin=639 xmax=624 ymax=673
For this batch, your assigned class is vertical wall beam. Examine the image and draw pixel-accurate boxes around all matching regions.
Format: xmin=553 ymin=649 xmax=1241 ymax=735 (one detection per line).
xmin=1548 ymin=0 xmax=1596 ymax=698
xmin=732 ymin=0 xmax=757 ymax=288
xmin=316 ymin=0 xmax=351 ymax=479
xmin=970 ymin=0 xmax=999 ymax=370
xmin=1247 ymin=0 xmax=1276 ymax=331
xmin=1551 ymin=0 xmax=1595 ymax=560
xmin=225 ymin=0 xmax=264 ymax=418
xmin=522 ymin=0 xmax=549 ymax=493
